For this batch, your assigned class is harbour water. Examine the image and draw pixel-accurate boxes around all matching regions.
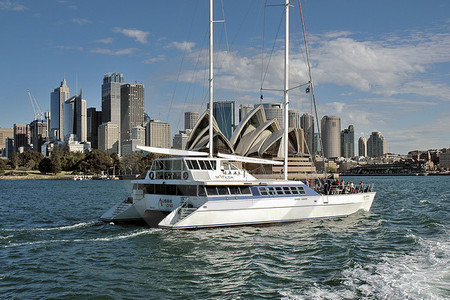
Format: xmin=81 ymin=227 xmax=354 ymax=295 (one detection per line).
xmin=0 ymin=176 xmax=448 ymax=299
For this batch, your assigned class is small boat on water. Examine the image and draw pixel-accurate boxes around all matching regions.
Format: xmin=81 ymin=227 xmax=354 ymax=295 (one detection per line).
xmin=101 ymin=0 xmax=376 ymax=229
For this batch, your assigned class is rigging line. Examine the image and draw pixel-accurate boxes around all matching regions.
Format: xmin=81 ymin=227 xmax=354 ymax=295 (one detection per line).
xmin=165 ymin=0 xmax=200 ymax=124
xmin=260 ymin=0 xmax=267 ymax=97
xmin=297 ymin=0 xmax=326 ymax=176
xmin=261 ymin=6 xmax=285 ymax=97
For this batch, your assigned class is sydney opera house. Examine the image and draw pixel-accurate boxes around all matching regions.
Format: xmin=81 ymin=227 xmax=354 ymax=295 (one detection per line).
xmin=185 ymin=104 xmax=319 ymax=179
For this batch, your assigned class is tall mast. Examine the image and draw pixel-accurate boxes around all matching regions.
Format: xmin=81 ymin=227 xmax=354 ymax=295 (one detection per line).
xmin=283 ymin=0 xmax=289 ymax=180
xmin=208 ymin=0 xmax=214 ymax=157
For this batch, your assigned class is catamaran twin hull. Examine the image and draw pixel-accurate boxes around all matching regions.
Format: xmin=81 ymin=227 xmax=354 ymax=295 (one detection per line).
xmin=129 ymin=183 xmax=375 ymax=229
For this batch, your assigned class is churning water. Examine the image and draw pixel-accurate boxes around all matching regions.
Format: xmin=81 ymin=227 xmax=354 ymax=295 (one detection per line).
xmin=0 ymin=176 xmax=448 ymax=299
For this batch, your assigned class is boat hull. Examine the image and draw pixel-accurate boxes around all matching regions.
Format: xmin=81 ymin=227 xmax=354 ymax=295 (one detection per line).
xmin=100 ymin=201 xmax=142 ymax=223
xmin=160 ymin=192 xmax=375 ymax=229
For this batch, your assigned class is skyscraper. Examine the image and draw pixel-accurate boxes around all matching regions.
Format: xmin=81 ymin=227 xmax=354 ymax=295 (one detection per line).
xmin=50 ymin=78 xmax=70 ymax=140
xmin=213 ymin=101 xmax=235 ymax=140
xmin=367 ymin=131 xmax=386 ymax=157
xmin=87 ymin=107 xmax=102 ymax=149
xmin=63 ymin=90 xmax=87 ymax=142
xmin=120 ymin=83 xmax=144 ymax=145
xmin=184 ymin=112 xmax=199 ymax=130
xmin=358 ymin=137 xmax=367 ymax=157
xmin=0 ymin=128 xmax=14 ymax=155
xmin=288 ymin=109 xmax=300 ymax=129
xmin=341 ymin=125 xmax=355 ymax=158
xmin=102 ymin=73 xmax=123 ymax=153
xmin=98 ymin=122 xmax=119 ymax=154
xmin=146 ymin=120 xmax=171 ymax=148
xmin=321 ymin=116 xmax=341 ymax=158
xmin=300 ymin=113 xmax=315 ymax=155
xmin=13 ymin=123 xmax=30 ymax=152
xmin=239 ymin=104 xmax=253 ymax=122
xmin=260 ymin=103 xmax=283 ymax=125
xmin=29 ymin=119 xmax=48 ymax=152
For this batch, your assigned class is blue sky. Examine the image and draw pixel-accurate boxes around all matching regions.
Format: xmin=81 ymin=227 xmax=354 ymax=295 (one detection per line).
xmin=0 ymin=0 xmax=449 ymax=154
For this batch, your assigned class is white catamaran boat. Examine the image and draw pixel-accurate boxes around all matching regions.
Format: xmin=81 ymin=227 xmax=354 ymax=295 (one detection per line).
xmin=101 ymin=0 xmax=376 ymax=229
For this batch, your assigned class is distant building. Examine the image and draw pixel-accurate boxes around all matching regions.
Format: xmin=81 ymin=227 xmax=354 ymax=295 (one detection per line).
xmin=102 ymin=73 xmax=123 ymax=154
xmin=367 ymin=131 xmax=386 ymax=157
xmin=120 ymin=83 xmax=144 ymax=145
xmin=5 ymin=137 xmax=14 ymax=158
xmin=358 ymin=137 xmax=367 ymax=157
xmin=184 ymin=112 xmax=199 ymax=130
xmin=239 ymin=104 xmax=253 ymax=123
xmin=50 ymin=78 xmax=70 ymax=140
xmin=321 ymin=116 xmax=341 ymax=158
xmin=63 ymin=90 xmax=87 ymax=142
xmin=301 ymin=113 xmax=315 ymax=155
xmin=146 ymin=120 xmax=171 ymax=148
xmin=288 ymin=109 xmax=300 ymax=129
xmin=122 ymin=139 xmax=142 ymax=156
xmin=131 ymin=125 xmax=146 ymax=146
xmin=260 ymin=103 xmax=283 ymax=125
xmin=173 ymin=129 xmax=191 ymax=150
xmin=341 ymin=125 xmax=354 ymax=158
xmin=0 ymin=128 xmax=14 ymax=156
xmin=87 ymin=107 xmax=102 ymax=149
xmin=14 ymin=123 xmax=31 ymax=153
xmin=98 ymin=122 xmax=119 ymax=154
xmin=29 ymin=119 xmax=48 ymax=152
xmin=213 ymin=101 xmax=235 ymax=140
xmin=439 ymin=150 xmax=450 ymax=170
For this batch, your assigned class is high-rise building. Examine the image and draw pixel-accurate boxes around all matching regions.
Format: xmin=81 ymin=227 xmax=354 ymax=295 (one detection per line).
xmin=260 ymin=103 xmax=283 ymax=125
xmin=146 ymin=120 xmax=171 ymax=148
xmin=5 ymin=137 xmax=14 ymax=158
xmin=239 ymin=104 xmax=253 ymax=122
xmin=0 ymin=128 xmax=14 ymax=155
xmin=102 ymin=73 xmax=124 ymax=126
xmin=213 ymin=101 xmax=235 ymax=140
xmin=13 ymin=123 xmax=31 ymax=153
xmin=367 ymin=131 xmax=386 ymax=157
xmin=120 ymin=83 xmax=144 ymax=144
xmin=131 ymin=125 xmax=146 ymax=146
xmin=288 ymin=109 xmax=300 ymax=129
xmin=300 ymin=113 xmax=315 ymax=155
xmin=358 ymin=137 xmax=367 ymax=157
xmin=184 ymin=112 xmax=199 ymax=130
xmin=87 ymin=107 xmax=102 ymax=149
xmin=321 ymin=116 xmax=341 ymax=158
xmin=98 ymin=122 xmax=119 ymax=154
xmin=29 ymin=119 xmax=48 ymax=152
xmin=50 ymin=78 xmax=70 ymax=140
xmin=341 ymin=125 xmax=355 ymax=158
xmin=63 ymin=90 xmax=87 ymax=142
xmin=173 ymin=129 xmax=191 ymax=150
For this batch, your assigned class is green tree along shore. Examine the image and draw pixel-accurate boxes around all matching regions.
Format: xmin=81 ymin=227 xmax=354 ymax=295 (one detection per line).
xmin=0 ymin=147 xmax=160 ymax=178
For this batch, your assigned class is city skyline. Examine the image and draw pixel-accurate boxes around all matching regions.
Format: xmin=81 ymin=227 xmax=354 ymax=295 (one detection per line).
xmin=0 ymin=0 xmax=449 ymax=154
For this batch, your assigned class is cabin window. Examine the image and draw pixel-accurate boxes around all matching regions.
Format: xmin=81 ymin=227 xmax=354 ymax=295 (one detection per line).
xmin=204 ymin=160 xmax=213 ymax=170
xmin=173 ymin=160 xmax=182 ymax=170
xmin=191 ymin=160 xmax=200 ymax=170
xmin=217 ymin=186 xmax=228 ymax=195
xmin=275 ymin=187 xmax=284 ymax=195
xmin=259 ymin=187 xmax=268 ymax=195
xmin=229 ymin=186 xmax=240 ymax=195
xmin=206 ymin=186 xmax=218 ymax=196
xmin=290 ymin=187 xmax=299 ymax=194
xmin=176 ymin=185 xmax=197 ymax=196
xmin=210 ymin=160 xmax=217 ymax=170
xmin=298 ymin=186 xmax=306 ymax=195
xmin=186 ymin=160 xmax=193 ymax=169
xmin=240 ymin=186 xmax=251 ymax=195
xmin=198 ymin=186 xmax=206 ymax=196
xmin=166 ymin=185 xmax=176 ymax=195
xmin=267 ymin=187 xmax=276 ymax=195
xmin=283 ymin=187 xmax=292 ymax=194
xmin=155 ymin=184 xmax=165 ymax=194
xmin=145 ymin=184 xmax=154 ymax=194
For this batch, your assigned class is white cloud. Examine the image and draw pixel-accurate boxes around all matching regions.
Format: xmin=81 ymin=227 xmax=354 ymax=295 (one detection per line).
xmin=96 ymin=38 xmax=114 ymax=44
xmin=56 ymin=45 xmax=83 ymax=51
xmin=90 ymin=48 xmax=137 ymax=56
xmin=0 ymin=0 xmax=26 ymax=11
xmin=144 ymin=55 xmax=166 ymax=64
xmin=72 ymin=18 xmax=90 ymax=25
xmin=167 ymin=41 xmax=196 ymax=52
xmin=113 ymin=27 xmax=149 ymax=44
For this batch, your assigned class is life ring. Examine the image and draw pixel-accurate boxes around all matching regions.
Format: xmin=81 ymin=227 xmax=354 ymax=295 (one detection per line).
xmin=149 ymin=172 xmax=155 ymax=179
xmin=183 ymin=172 xmax=189 ymax=180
